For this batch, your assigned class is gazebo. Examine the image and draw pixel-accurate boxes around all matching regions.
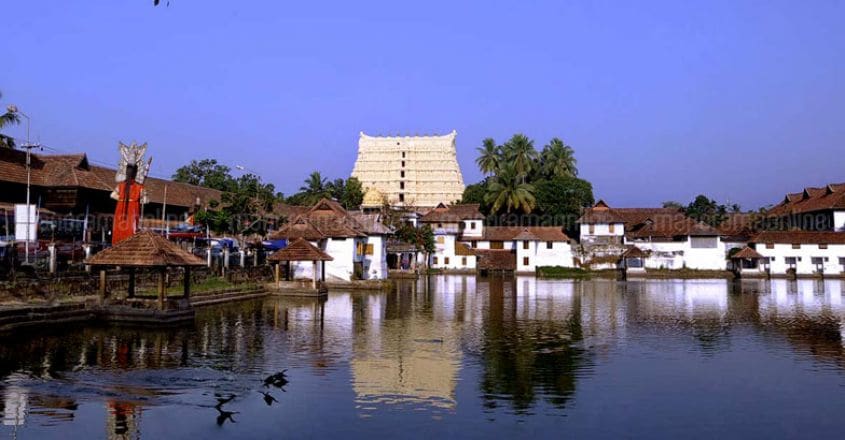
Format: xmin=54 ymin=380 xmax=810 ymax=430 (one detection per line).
xmin=85 ymin=231 xmax=206 ymax=309
xmin=730 ymin=246 xmax=767 ymax=276
xmin=268 ymin=237 xmax=333 ymax=289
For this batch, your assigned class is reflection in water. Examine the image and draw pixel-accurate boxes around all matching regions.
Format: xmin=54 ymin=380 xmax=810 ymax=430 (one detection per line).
xmin=1 ymin=277 xmax=845 ymax=437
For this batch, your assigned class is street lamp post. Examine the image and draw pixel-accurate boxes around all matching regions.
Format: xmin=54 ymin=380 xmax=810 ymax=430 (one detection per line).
xmin=7 ymin=105 xmax=37 ymax=264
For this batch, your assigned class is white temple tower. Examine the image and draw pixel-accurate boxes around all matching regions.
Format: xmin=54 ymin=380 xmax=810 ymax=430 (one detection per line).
xmin=352 ymin=131 xmax=466 ymax=208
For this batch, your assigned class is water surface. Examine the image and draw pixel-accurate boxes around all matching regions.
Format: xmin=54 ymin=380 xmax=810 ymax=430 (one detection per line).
xmin=2 ymin=276 xmax=845 ymax=439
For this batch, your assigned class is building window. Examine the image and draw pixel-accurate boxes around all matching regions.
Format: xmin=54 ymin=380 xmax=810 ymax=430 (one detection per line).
xmin=433 ymin=256 xmax=438 ymax=265
xmin=438 ymin=223 xmax=443 ymax=228
xmin=402 ymin=152 xmax=406 ymax=158
xmin=609 ymin=223 xmax=615 ymax=233
xmin=691 ymin=237 xmax=718 ymax=248
xmin=840 ymin=257 xmax=845 ymax=268
xmin=785 ymin=257 xmax=797 ymax=267
xmin=470 ymin=222 xmax=476 ymax=230
xmin=766 ymin=243 xmax=774 ymax=249
xmin=819 ymin=243 xmax=828 ymax=249
xmin=365 ymin=244 xmax=374 ymax=255
xmin=444 ymin=257 xmax=450 ymax=265
xmin=401 ymin=171 xmax=405 ymax=178
xmin=401 ymin=161 xmax=405 ymax=167
xmin=436 ymin=236 xmax=445 ymax=244
xmin=523 ymin=257 xmax=529 ymax=266
xmin=811 ymin=257 xmax=825 ymax=265
xmin=523 ymin=241 xmax=529 ymax=250
xmin=546 ymin=241 xmax=553 ymax=249
xmin=792 ymin=243 xmax=801 ymax=249
xmin=400 ymin=181 xmax=405 ymax=190
xmin=589 ymin=224 xmax=595 ymax=234
xmin=399 ymin=193 xmax=405 ymax=202
xmin=462 ymin=257 xmax=467 ymax=266
xmin=471 ymin=241 xmax=477 ymax=248
xmin=356 ymin=242 xmax=364 ymax=255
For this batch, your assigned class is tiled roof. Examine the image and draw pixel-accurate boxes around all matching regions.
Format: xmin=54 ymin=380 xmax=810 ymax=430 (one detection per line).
xmin=348 ymin=211 xmax=394 ymax=235
xmin=85 ymin=231 xmax=206 ymax=267
xmin=750 ymin=231 xmax=845 ymax=245
xmin=732 ymin=246 xmax=764 ymax=259
xmin=268 ymin=238 xmax=333 ymax=262
xmin=622 ymin=246 xmax=648 ymax=258
xmin=0 ymin=149 xmax=222 ymax=209
xmin=481 ymin=226 xmax=570 ymax=242
xmin=767 ymin=182 xmax=845 ymax=217
xmin=270 ymin=198 xmax=372 ymax=240
xmin=454 ymin=241 xmax=475 ymax=256
xmin=420 ymin=203 xmax=484 ymax=222
xmin=474 ymin=249 xmax=516 ymax=271
xmin=626 ymin=215 xmax=719 ymax=238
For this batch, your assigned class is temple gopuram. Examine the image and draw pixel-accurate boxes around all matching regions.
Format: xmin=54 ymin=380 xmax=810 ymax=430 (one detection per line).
xmin=351 ymin=131 xmax=465 ymax=208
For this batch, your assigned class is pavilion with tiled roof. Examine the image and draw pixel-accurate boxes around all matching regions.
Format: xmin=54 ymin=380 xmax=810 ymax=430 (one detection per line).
xmin=85 ymin=231 xmax=206 ymax=309
xmin=268 ymin=237 xmax=334 ymax=288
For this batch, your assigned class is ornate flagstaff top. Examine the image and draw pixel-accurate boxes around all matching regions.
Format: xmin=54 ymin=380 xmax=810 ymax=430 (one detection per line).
xmin=351 ymin=130 xmax=465 ymax=208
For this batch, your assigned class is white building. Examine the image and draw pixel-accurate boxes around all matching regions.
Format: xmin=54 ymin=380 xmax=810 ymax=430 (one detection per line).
xmin=270 ymin=199 xmax=392 ymax=281
xmin=420 ymin=203 xmax=575 ymax=274
xmin=578 ymin=200 xmax=727 ymax=271
xmin=748 ymin=231 xmax=845 ymax=277
xmin=765 ymin=182 xmax=845 ymax=232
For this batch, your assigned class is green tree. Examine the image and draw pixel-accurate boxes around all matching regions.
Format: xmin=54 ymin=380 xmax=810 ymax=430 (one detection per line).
xmin=1 ymin=93 xmax=21 ymax=149
xmin=485 ymin=164 xmax=536 ymax=214
xmin=475 ymin=138 xmax=502 ymax=175
xmin=539 ymin=138 xmax=577 ymax=178
xmin=461 ymin=180 xmax=489 ymax=207
xmin=502 ymin=134 xmax=538 ymax=181
xmin=534 ymin=176 xmax=594 ymax=234
xmin=294 ymin=171 xmax=331 ymax=205
xmin=662 ymin=201 xmax=684 ymax=210
xmin=172 ymin=159 xmax=235 ymax=191
xmin=685 ymin=195 xmax=728 ymax=227
xmin=340 ymin=177 xmax=364 ymax=210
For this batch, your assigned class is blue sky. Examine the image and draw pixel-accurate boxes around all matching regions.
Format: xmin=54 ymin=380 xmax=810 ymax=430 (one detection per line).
xmin=3 ymin=0 xmax=844 ymax=208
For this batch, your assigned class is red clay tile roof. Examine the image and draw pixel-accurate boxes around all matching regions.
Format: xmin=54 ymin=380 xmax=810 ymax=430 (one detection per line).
xmin=268 ymin=238 xmax=333 ymax=262
xmin=0 ymin=149 xmax=222 ymax=209
xmin=270 ymin=198 xmax=370 ymax=240
xmin=767 ymin=182 xmax=845 ymax=217
xmin=454 ymin=241 xmax=475 ymax=256
xmin=750 ymin=231 xmax=845 ymax=245
xmin=474 ymin=249 xmax=516 ymax=271
xmin=420 ymin=203 xmax=484 ymax=222
xmin=626 ymin=215 xmax=719 ymax=238
xmin=85 ymin=231 xmax=206 ymax=267
xmin=622 ymin=246 xmax=649 ymax=258
xmin=732 ymin=246 xmax=764 ymax=259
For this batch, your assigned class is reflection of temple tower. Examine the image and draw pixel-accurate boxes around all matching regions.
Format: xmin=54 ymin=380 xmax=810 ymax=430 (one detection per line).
xmin=351 ymin=131 xmax=465 ymax=208
xmin=106 ymin=401 xmax=141 ymax=440
xmin=2 ymin=385 xmax=28 ymax=427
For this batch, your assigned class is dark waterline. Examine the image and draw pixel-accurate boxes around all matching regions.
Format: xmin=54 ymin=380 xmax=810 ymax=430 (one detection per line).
xmin=2 ymin=276 xmax=845 ymax=439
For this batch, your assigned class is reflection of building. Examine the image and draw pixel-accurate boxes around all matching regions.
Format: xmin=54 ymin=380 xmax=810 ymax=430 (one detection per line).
xmin=351 ymin=131 xmax=465 ymax=208
xmin=2 ymin=385 xmax=28 ymax=426
xmin=106 ymin=401 xmax=141 ymax=440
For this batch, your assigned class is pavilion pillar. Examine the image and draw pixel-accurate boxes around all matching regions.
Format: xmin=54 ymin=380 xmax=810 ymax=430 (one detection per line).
xmin=322 ymin=261 xmax=326 ymax=282
xmin=274 ymin=263 xmax=280 ymax=287
xmin=99 ymin=269 xmax=107 ymax=300
xmin=127 ymin=267 xmax=136 ymax=298
xmin=312 ymin=261 xmax=318 ymax=289
xmin=287 ymin=261 xmax=292 ymax=281
xmin=253 ymin=250 xmax=259 ymax=267
xmin=183 ymin=266 xmax=191 ymax=299
xmin=158 ymin=267 xmax=167 ymax=310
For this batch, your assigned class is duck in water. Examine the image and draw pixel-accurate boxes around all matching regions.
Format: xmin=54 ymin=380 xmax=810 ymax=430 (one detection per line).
xmin=264 ymin=370 xmax=289 ymax=388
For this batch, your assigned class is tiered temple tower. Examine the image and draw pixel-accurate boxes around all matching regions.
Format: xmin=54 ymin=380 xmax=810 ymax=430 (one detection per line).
xmin=351 ymin=131 xmax=465 ymax=208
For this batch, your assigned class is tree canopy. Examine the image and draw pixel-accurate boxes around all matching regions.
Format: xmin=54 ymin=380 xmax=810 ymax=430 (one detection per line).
xmin=0 ymin=92 xmax=21 ymax=149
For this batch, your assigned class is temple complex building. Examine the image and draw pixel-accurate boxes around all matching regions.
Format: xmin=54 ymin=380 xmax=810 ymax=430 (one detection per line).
xmin=351 ymin=131 xmax=465 ymax=208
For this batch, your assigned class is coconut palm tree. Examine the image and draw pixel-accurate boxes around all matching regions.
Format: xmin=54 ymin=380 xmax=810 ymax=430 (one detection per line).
xmin=485 ymin=164 xmax=536 ymax=214
xmin=475 ymin=138 xmax=502 ymax=175
xmin=540 ymin=138 xmax=577 ymax=178
xmin=299 ymin=171 xmax=330 ymax=204
xmin=502 ymin=134 xmax=538 ymax=182
xmin=0 ymin=92 xmax=21 ymax=149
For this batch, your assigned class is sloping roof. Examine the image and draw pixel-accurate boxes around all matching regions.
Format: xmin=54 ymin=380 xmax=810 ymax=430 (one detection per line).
xmin=622 ymin=246 xmax=648 ymax=258
xmin=268 ymin=238 xmax=333 ymax=262
xmin=387 ymin=239 xmax=417 ymax=253
xmin=625 ymin=214 xmax=719 ymax=239
xmin=85 ymin=231 xmax=206 ymax=267
xmin=767 ymin=182 xmax=845 ymax=217
xmin=732 ymin=246 xmax=764 ymax=259
xmin=750 ymin=231 xmax=845 ymax=245
xmin=348 ymin=211 xmax=394 ymax=235
xmin=717 ymin=213 xmax=756 ymax=241
xmin=420 ymin=203 xmax=484 ymax=222
xmin=474 ymin=249 xmax=516 ymax=271
xmin=481 ymin=226 xmax=570 ymax=242
xmin=270 ymin=198 xmax=370 ymax=240
xmin=0 ymin=149 xmax=222 ymax=209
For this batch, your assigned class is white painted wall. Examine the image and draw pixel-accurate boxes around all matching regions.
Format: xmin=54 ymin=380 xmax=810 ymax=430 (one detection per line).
xmin=515 ymin=240 xmax=574 ymax=272
xmin=431 ymin=234 xmax=476 ymax=270
xmin=835 ymin=211 xmax=845 ymax=232
xmin=626 ymin=236 xmax=726 ymax=270
xmin=579 ymin=222 xmax=624 ymax=242
xmin=461 ymin=220 xmax=483 ymax=237
xmin=362 ymin=235 xmax=389 ymax=279
xmin=755 ymin=243 xmax=845 ymax=276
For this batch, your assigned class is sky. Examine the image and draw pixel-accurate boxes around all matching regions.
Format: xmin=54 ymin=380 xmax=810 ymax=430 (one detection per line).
xmin=3 ymin=0 xmax=844 ymax=209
